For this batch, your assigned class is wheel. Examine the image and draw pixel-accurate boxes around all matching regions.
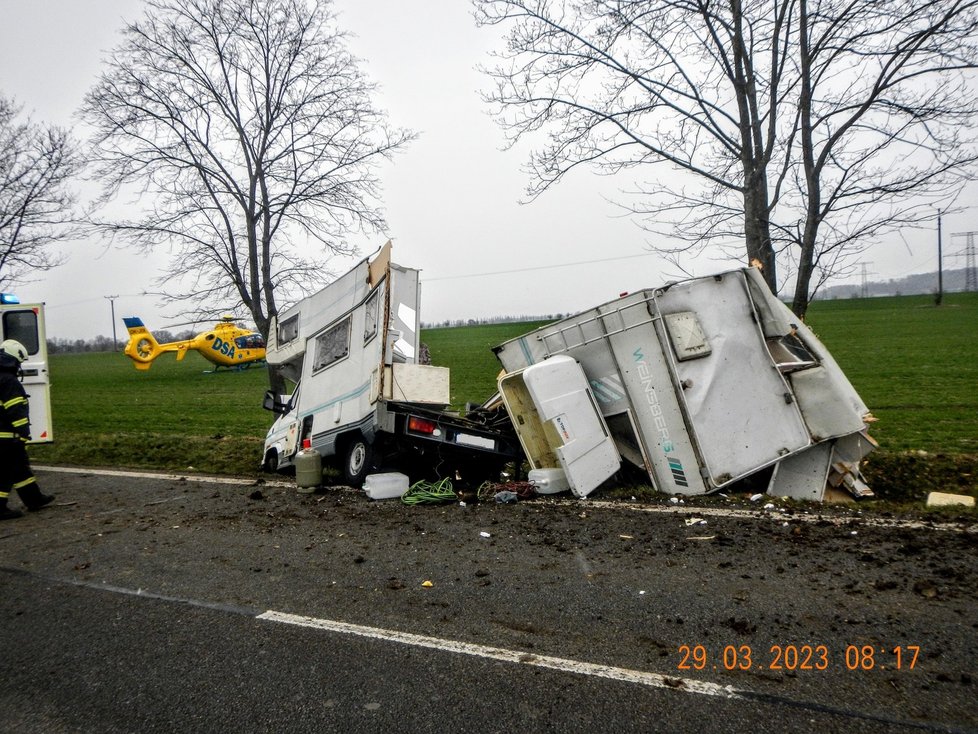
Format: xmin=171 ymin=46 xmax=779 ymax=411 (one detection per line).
xmin=262 ymin=449 xmax=279 ymax=473
xmin=341 ymin=436 xmax=374 ymax=487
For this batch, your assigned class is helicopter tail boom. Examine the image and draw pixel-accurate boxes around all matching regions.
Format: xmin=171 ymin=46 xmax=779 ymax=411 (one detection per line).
xmin=122 ymin=317 xmax=165 ymax=370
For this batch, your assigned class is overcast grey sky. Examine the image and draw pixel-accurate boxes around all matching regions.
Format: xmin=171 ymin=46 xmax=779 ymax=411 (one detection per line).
xmin=1 ymin=0 xmax=970 ymax=340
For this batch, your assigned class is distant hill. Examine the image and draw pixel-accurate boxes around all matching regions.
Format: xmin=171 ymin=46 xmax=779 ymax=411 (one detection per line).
xmin=814 ymin=267 xmax=973 ymax=300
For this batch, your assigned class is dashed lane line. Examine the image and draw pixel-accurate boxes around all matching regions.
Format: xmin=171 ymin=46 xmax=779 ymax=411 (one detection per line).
xmin=257 ymin=609 xmax=738 ymax=698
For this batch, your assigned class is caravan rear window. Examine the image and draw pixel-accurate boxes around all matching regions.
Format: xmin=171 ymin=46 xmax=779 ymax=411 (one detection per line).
xmin=312 ymin=316 xmax=351 ymax=373
xmin=2 ymin=310 xmax=39 ymax=355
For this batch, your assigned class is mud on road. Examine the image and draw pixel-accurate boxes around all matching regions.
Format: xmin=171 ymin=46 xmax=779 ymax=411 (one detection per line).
xmin=3 ymin=467 xmax=977 ymax=732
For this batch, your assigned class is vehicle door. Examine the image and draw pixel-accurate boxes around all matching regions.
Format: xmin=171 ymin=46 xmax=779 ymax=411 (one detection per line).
xmin=0 ymin=304 xmax=52 ymax=442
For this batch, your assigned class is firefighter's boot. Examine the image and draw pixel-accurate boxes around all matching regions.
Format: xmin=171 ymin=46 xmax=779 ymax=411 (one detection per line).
xmin=17 ymin=484 xmax=55 ymax=511
xmin=0 ymin=499 xmax=23 ymax=520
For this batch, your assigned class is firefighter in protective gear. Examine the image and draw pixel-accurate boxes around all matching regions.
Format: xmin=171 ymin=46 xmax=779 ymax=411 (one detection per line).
xmin=0 ymin=339 xmax=55 ymax=520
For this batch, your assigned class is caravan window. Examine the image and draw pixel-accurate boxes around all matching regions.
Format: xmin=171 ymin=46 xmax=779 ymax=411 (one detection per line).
xmin=312 ymin=316 xmax=351 ymax=373
xmin=364 ymin=289 xmax=380 ymax=344
xmin=278 ymin=315 xmax=299 ymax=345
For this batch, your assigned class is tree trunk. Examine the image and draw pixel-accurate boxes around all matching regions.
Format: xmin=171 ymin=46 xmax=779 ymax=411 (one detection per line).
xmin=730 ymin=0 xmax=778 ymax=293
xmin=792 ymin=0 xmax=818 ymax=319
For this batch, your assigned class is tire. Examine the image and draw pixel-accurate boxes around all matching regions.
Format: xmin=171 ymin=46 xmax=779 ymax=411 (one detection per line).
xmin=341 ymin=436 xmax=374 ymax=487
xmin=262 ymin=449 xmax=279 ymax=473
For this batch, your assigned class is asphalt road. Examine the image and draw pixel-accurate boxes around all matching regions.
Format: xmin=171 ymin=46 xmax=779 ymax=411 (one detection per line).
xmin=0 ymin=467 xmax=975 ymax=733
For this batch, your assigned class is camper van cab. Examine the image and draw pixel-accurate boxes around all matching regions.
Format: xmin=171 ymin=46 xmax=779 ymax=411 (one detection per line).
xmin=261 ymin=244 xmax=519 ymax=486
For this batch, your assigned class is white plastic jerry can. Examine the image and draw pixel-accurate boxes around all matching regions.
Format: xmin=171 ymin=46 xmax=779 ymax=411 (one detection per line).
xmin=363 ymin=472 xmax=410 ymax=500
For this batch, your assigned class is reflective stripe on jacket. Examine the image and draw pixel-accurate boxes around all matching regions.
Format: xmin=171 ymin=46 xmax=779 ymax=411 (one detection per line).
xmin=0 ymin=371 xmax=30 ymax=441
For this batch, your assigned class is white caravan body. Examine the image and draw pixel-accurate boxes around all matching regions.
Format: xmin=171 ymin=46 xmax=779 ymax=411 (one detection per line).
xmin=494 ymin=268 xmax=874 ymax=501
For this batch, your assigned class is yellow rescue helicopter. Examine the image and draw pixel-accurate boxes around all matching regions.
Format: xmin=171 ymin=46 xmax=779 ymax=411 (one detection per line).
xmin=122 ymin=315 xmax=266 ymax=371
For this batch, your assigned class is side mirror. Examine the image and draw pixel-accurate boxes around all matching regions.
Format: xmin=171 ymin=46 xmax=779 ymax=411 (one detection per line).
xmin=262 ymin=389 xmax=290 ymax=415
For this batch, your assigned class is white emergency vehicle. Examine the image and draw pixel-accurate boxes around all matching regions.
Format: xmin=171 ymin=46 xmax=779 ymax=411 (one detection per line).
xmin=0 ymin=294 xmax=53 ymax=443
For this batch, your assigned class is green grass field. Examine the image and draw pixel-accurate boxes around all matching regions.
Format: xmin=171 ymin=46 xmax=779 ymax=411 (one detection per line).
xmin=804 ymin=293 xmax=978 ymax=454
xmin=28 ymin=293 xmax=978 ymax=499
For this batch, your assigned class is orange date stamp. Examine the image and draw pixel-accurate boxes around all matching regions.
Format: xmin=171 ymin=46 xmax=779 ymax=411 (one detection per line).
xmin=677 ymin=644 xmax=921 ymax=672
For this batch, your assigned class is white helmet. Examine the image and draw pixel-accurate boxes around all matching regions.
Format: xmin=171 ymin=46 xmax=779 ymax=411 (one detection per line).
xmin=0 ymin=339 xmax=29 ymax=363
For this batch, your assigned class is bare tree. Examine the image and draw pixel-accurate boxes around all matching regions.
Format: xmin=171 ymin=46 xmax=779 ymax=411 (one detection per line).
xmin=788 ymin=0 xmax=978 ymax=316
xmin=0 ymin=95 xmax=78 ymax=288
xmin=474 ymin=0 xmax=795 ymax=291
xmin=476 ymin=0 xmax=978 ymax=315
xmin=80 ymin=0 xmax=414 ymax=341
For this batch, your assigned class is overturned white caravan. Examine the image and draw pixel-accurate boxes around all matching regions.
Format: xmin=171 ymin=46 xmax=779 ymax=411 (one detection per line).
xmin=494 ymin=267 xmax=875 ymax=501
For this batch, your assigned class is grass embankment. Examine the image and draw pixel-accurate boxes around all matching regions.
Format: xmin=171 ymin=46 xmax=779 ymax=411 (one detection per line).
xmin=805 ymin=294 xmax=978 ymax=502
xmin=30 ymin=294 xmax=977 ymax=502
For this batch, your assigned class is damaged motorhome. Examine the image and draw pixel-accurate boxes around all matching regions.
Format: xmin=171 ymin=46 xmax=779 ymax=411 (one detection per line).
xmin=261 ymin=243 xmax=521 ymax=485
xmin=261 ymin=245 xmax=874 ymax=503
xmin=493 ymin=267 xmax=876 ymax=501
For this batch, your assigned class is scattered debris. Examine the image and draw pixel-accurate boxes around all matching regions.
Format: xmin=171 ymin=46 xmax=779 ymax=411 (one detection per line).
xmin=401 ymin=479 xmax=456 ymax=505
xmin=926 ymin=492 xmax=976 ymax=509
xmin=913 ymin=580 xmax=938 ymax=599
xmin=478 ymin=481 xmax=537 ymax=502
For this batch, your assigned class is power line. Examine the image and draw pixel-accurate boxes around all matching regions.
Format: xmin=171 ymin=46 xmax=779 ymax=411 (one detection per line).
xmin=41 ymin=293 xmax=150 ymax=310
xmin=423 ymin=252 xmax=658 ymax=282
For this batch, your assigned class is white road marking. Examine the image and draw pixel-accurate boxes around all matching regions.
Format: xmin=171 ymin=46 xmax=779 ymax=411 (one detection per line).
xmin=257 ymin=609 xmax=740 ymax=699
xmin=34 ymin=464 xmax=294 ymax=488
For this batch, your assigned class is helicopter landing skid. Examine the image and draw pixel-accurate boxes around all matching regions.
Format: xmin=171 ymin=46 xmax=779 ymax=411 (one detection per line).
xmin=202 ymin=360 xmax=266 ymax=374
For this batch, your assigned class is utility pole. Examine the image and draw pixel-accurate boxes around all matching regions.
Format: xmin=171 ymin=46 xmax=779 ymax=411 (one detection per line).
xmin=936 ymin=209 xmax=944 ymax=306
xmin=951 ymin=231 xmax=977 ymax=293
xmin=968 ymin=236 xmax=977 ymax=293
xmin=859 ymin=262 xmax=875 ymax=299
xmin=105 ymin=295 xmax=119 ymax=350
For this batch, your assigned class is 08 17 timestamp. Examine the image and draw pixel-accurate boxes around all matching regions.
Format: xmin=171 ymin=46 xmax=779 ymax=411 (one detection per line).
xmin=677 ymin=644 xmax=921 ymax=672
